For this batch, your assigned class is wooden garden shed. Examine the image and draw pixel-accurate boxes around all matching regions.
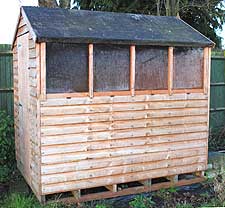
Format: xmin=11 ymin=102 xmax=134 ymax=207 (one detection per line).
xmin=13 ymin=6 xmax=214 ymax=203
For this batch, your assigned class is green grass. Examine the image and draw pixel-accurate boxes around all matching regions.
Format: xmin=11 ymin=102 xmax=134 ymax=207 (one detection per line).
xmin=0 ymin=193 xmax=69 ymax=208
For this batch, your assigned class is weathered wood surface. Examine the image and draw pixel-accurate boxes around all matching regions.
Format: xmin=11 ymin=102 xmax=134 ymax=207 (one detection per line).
xmin=13 ymin=16 xmax=41 ymax=199
xmin=53 ymin=175 xmax=205 ymax=203
xmin=40 ymin=93 xmax=209 ymax=195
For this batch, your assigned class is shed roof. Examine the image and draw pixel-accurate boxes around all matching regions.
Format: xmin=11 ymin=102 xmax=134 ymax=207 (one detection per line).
xmin=21 ymin=6 xmax=214 ymax=47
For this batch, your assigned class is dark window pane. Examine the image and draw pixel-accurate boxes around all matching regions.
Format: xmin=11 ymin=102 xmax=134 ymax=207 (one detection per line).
xmin=135 ymin=46 xmax=168 ymax=90
xmin=46 ymin=43 xmax=88 ymax=93
xmin=94 ymin=44 xmax=130 ymax=92
xmin=173 ymin=47 xmax=203 ymax=89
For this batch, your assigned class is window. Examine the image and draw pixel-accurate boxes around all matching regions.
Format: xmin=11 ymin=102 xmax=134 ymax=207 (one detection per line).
xmin=93 ymin=44 xmax=130 ymax=92
xmin=46 ymin=43 xmax=88 ymax=93
xmin=173 ymin=47 xmax=203 ymax=89
xmin=135 ymin=46 xmax=168 ymax=90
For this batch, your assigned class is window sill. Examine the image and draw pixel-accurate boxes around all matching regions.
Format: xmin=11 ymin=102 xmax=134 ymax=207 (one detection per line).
xmin=46 ymin=88 xmax=204 ymax=99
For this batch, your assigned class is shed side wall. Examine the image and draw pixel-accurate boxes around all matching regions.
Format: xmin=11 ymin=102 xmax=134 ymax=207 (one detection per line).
xmin=40 ymin=93 xmax=208 ymax=194
xmin=13 ymin=15 xmax=41 ymax=197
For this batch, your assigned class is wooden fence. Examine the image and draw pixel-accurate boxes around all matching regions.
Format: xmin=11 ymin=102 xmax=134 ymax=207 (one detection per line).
xmin=210 ymin=50 xmax=225 ymax=132
xmin=0 ymin=44 xmax=13 ymax=116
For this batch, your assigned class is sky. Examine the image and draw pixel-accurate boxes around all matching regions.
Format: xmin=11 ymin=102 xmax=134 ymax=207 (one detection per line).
xmin=0 ymin=0 xmax=225 ymax=47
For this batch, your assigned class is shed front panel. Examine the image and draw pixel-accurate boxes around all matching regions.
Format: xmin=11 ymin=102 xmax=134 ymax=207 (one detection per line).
xmin=40 ymin=93 xmax=208 ymax=194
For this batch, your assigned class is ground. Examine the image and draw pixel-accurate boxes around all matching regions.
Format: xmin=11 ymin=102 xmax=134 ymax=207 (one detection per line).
xmin=0 ymin=167 xmax=225 ymax=208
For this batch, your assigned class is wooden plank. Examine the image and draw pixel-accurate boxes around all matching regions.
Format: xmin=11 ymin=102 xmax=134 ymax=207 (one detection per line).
xmin=17 ymin=32 xmax=31 ymax=184
xmin=206 ymin=47 xmax=211 ymax=167
xmin=94 ymin=91 xmax=130 ymax=97
xmin=35 ymin=43 xmax=41 ymax=196
xmin=47 ymin=93 xmax=89 ymax=99
xmin=41 ymin=163 xmax=206 ymax=194
xmin=41 ymin=115 xmax=207 ymax=133
xmin=53 ymin=177 xmax=205 ymax=203
xmin=130 ymin=45 xmax=135 ymax=96
xmin=41 ymin=93 xmax=208 ymax=107
xmin=17 ymin=25 xmax=29 ymax=37
xmin=172 ymin=89 xmax=204 ymax=94
xmin=135 ymin=89 xmax=168 ymax=95
xmin=41 ymin=132 xmax=208 ymax=156
xmin=41 ymin=148 xmax=207 ymax=175
xmin=203 ymin=47 xmax=209 ymax=95
xmin=40 ymin=115 xmax=207 ymax=136
xmin=41 ymin=128 xmax=208 ymax=149
xmin=40 ymin=106 xmax=208 ymax=127
xmin=40 ymin=99 xmax=208 ymax=116
xmin=40 ymin=42 xmax=46 ymax=100
xmin=40 ymin=110 xmax=208 ymax=134
xmin=105 ymin=184 xmax=117 ymax=192
xmin=168 ymin=47 xmax=173 ymax=95
xmin=41 ymin=129 xmax=207 ymax=146
xmin=88 ymin=44 xmax=93 ymax=98
xmin=41 ymin=139 xmax=207 ymax=164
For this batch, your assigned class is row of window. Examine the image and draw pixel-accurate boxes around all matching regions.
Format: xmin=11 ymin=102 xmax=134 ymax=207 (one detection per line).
xmin=46 ymin=43 xmax=203 ymax=93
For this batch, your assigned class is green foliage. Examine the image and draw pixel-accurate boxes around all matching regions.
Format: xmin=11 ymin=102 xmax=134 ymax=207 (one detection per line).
xmin=0 ymin=111 xmax=15 ymax=183
xmin=1 ymin=193 xmax=40 ymax=208
xmin=176 ymin=203 xmax=193 ymax=208
xmin=129 ymin=195 xmax=155 ymax=208
xmin=168 ymin=186 xmax=177 ymax=193
xmin=95 ymin=204 xmax=109 ymax=208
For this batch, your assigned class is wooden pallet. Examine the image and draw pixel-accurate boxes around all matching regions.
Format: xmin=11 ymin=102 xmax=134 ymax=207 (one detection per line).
xmin=42 ymin=171 xmax=205 ymax=204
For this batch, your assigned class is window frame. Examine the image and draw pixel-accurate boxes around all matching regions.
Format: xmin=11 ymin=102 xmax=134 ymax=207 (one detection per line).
xmin=40 ymin=43 xmax=209 ymax=100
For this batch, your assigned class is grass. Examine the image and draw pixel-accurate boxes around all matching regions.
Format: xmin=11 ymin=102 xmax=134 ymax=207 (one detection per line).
xmin=0 ymin=193 xmax=68 ymax=208
xmin=0 ymin=176 xmax=224 ymax=208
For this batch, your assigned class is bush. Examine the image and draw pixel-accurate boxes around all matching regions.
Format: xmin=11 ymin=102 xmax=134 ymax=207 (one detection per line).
xmin=0 ymin=110 xmax=15 ymax=183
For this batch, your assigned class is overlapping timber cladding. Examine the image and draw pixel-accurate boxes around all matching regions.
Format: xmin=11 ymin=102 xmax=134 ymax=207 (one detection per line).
xmin=12 ymin=6 xmax=214 ymax=203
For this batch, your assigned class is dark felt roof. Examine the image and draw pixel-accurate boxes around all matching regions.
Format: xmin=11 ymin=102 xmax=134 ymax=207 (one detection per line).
xmin=22 ymin=6 xmax=214 ymax=47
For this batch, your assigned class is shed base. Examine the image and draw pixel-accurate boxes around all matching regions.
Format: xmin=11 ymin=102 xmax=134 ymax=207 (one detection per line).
xmin=41 ymin=171 xmax=205 ymax=204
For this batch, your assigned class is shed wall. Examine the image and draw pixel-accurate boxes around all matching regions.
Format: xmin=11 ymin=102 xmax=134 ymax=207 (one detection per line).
xmin=13 ymin=16 xmax=41 ymax=198
xmin=40 ymin=93 xmax=208 ymax=194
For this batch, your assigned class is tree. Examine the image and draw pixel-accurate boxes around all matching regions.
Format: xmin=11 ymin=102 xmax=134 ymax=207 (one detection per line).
xmin=38 ymin=0 xmax=58 ymax=8
xmin=39 ymin=0 xmax=71 ymax=9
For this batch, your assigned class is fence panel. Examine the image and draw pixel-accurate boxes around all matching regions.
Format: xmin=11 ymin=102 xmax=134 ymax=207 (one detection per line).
xmin=210 ymin=52 xmax=225 ymax=131
xmin=0 ymin=44 xmax=13 ymax=116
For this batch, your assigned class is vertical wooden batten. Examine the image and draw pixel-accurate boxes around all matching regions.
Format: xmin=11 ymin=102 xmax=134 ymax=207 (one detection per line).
xmin=206 ymin=47 xmax=211 ymax=169
xmin=203 ymin=47 xmax=209 ymax=95
xmin=89 ymin=44 xmax=94 ymax=98
xmin=130 ymin=45 xmax=135 ymax=97
xmin=168 ymin=47 xmax=174 ymax=95
xmin=40 ymin=42 xmax=46 ymax=100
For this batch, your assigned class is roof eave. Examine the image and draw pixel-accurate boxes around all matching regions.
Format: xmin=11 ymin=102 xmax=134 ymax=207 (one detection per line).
xmin=36 ymin=36 xmax=215 ymax=48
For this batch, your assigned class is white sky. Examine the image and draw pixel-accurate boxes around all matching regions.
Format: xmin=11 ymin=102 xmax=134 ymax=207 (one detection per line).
xmin=0 ymin=0 xmax=224 ymax=47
